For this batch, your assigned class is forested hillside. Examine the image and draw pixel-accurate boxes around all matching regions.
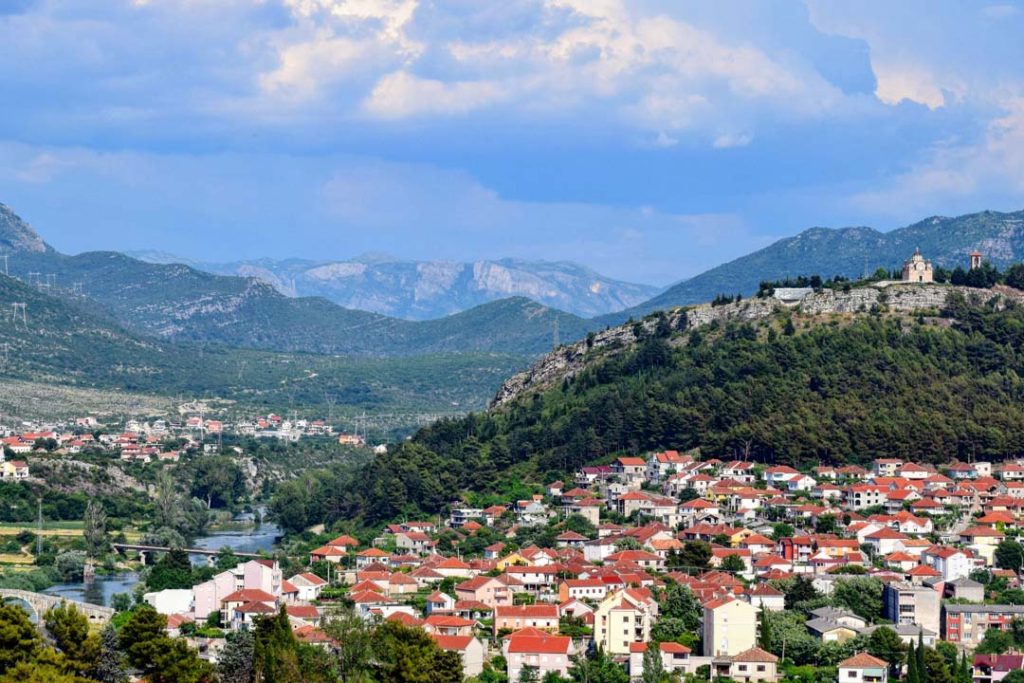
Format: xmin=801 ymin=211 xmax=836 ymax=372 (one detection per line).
xmin=273 ymin=289 xmax=1024 ymax=531
xmin=0 ymin=274 xmax=523 ymax=422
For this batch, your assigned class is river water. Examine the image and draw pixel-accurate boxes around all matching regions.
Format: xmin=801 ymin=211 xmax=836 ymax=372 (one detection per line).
xmin=41 ymin=521 xmax=281 ymax=607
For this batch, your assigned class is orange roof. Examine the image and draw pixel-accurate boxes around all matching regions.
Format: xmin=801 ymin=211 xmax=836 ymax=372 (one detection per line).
xmin=432 ymin=634 xmax=476 ymax=651
xmin=506 ymin=633 xmax=571 ymax=655
xmin=840 ymin=653 xmax=889 ymax=668
xmin=222 ymin=589 xmax=275 ymax=603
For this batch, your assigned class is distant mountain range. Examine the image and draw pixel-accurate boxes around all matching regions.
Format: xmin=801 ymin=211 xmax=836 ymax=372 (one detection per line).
xmin=5 ymin=202 xmax=1024 ymax=359
xmin=599 ymin=209 xmax=1024 ymax=325
xmin=127 ymin=251 xmax=661 ymax=320
xmin=0 ymin=203 xmax=597 ymax=357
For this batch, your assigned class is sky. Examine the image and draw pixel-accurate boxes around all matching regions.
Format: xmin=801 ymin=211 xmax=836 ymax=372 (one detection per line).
xmin=1 ymin=1 xmax=1023 ymax=286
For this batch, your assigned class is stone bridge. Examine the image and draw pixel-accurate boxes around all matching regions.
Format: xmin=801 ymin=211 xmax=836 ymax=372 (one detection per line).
xmin=112 ymin=543 xmax=262 ymax=566
xmin=0 ymin=589 xmax=114 ymax=624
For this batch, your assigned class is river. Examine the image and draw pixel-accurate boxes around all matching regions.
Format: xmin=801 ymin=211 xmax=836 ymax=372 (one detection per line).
xmin=41 ymin=520 xmax=282 ymax=607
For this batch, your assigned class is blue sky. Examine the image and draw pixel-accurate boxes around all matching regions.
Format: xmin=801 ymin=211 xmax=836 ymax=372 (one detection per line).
xmin=1 ymin=1 xmax=1023 ymax=285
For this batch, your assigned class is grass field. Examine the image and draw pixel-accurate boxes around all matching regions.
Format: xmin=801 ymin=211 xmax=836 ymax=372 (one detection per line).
xmin=0 ymin=521 xmax=83 ymax=531
xmin=0 ymin=523 xmax=141 ymax=542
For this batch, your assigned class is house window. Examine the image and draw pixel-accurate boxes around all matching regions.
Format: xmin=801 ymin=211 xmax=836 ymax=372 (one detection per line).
xmin=757 ymin=666 xmax=765 ymax=672
xmin=739 ymin=665 xmax=747 ymax=671
xmin=848 ymin=672 xmax=857 ymax=678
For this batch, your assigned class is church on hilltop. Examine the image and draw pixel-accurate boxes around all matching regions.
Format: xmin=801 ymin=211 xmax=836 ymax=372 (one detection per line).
xmin=902 ymin=248 xmax=933 ymax=283
xmin=901 ymin=248 xmax=985 ymax=283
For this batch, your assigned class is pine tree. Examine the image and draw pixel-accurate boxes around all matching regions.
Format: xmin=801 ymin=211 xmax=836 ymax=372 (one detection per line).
xmin=93 ymin=625 xmax=128 ymax=683
xmin=217 ymin=630 xmax=254 ymax=683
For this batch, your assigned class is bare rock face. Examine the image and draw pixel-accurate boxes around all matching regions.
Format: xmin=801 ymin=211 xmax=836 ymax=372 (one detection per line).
xmin=0 ymin=203 xmax=50 ymax=253
xmin=491 ymin=283 xmax=1021 ymax=408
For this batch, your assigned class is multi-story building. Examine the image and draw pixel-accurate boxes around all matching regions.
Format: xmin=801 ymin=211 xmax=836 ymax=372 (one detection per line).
xmin=703 ymin=596 xmax=757 ymax=658
xmin=943 ymin=604 xmax=1024 ymax=647
xmin=846 ymin=485 xmax=889 ymax=510
xmin=593 ymin=588 xmax=657 ymax=656
xmin=883 ymin=582 xmax=941 ymax=638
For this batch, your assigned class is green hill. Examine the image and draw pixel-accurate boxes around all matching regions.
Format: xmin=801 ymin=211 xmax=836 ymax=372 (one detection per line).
xmin=0 ymin=274 xmax=524 ymax=424
xmin=602 ymin=209 xmax=1024 ymax=324
xmin=276 ymin=285 xmax=1024 ymax=530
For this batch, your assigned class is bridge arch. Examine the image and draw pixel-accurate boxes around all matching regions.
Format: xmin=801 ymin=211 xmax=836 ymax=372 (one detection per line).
xmin=1 ymin=594 xmax=41 ymax=623
xmin=0 ymin=589 xmax=114 ymax=626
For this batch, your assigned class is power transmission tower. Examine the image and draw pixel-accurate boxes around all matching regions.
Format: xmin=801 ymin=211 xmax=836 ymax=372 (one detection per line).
xmin=552 ymin=319 xmax=560 ymax=349
xmin=0 ymin=253 xmax=8 ymax=277
xmin=27 ymin=272 xmax=40 ymax=287
xmin=11 ymin=303 xmax=26 ymax=327
xmin=36 ymin=498 xmax=43 ymax=557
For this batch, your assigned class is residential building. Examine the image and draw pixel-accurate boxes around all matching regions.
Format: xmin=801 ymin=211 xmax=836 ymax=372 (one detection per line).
xmin=494 ymin=605 xmax=558 ymax=636
xmin=973 ymin=654 xmax=1024 ymax=683
xmin=883 ymin=582 xmax=941 ymax=638
xmin=593 ymin=588 xmax=657 ymax=656
xmin=838 ymin=653 xmax=889 ymax=683
xmin=703 ymin=596 xmax=758 ymax=657
xmin=723 ymin=647 xmax=780 ymax=683
xmin=504 ymin=630 xmax=572 ymax=681
xmin=944 ymin=604 xmax=1024 ymax=647
xmin=433 ymin=635 xmax=486 ymax=677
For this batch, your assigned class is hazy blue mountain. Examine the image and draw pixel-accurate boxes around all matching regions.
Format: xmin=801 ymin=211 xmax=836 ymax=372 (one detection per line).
xmin=128 ymin=251 xmax=661 ymax=320
xmin=600 ymin=209 xmax=1024 ymax=324
xmin=1 ymin=203 xmax=594 ymax=357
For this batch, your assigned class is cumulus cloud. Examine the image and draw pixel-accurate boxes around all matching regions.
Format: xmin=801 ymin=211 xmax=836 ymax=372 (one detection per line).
xmin=851 ymin=97 xmax=1024 ymax=216
xmin=362 ymin=71 xmax=508 ymax=118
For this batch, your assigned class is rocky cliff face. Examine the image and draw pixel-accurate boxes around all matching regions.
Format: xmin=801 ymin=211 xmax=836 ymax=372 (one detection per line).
xmin=491 ymin=283 xmax=1022 ymax=407
xmin=0 ymin=203 xmax=50 ymax=253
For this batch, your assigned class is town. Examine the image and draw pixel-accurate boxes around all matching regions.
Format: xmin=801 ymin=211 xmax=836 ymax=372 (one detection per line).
xmin=0 ymin=411 xmax=371 ymax=469
xmin=63 ymin=449 xmax=1024 ymax=682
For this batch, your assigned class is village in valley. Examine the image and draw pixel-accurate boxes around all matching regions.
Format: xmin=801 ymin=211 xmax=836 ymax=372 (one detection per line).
xmin=76 ymin=447 xmax=1024 ymax=683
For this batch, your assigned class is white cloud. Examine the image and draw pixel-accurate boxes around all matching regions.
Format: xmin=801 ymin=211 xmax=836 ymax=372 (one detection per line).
xmin=851 ymin=97 xmax=1024 ymax=215
xmin=713 ymin=131 xmax=753 ymax=149
xmin=873 ymin=63 xmax=954 ymax=110
xmin=253 ymin=0 xmax=849 ymax=138
xmin=362 ymin=71 xmax=508 ymax=118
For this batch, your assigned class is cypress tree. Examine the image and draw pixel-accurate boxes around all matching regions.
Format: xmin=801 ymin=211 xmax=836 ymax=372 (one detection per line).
xmin=958 ymin=652 xmax=972 ymax=683
xmin=758 ymin=604 xmax=774 ymax=652
xmin=917 ymin=633 xmax=927 ymax=683
xmin=907 ymin=641 xmax=919 ymax=683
